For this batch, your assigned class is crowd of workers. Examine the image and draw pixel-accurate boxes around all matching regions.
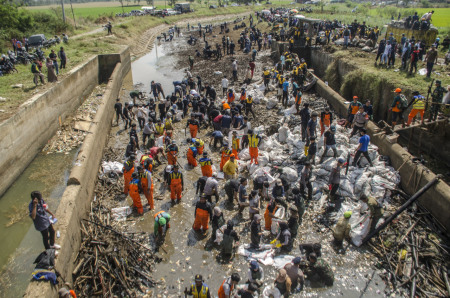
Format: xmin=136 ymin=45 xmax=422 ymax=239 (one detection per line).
xmin=26 ymin=10 xmax=448 ymax=298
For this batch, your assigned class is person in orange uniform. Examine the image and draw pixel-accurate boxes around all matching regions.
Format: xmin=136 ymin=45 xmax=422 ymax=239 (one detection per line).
xmin=239 ymin=88 xmax=247 ymax=105
xmin=122 ymin=155 xmax=135 ymax=195
xmin=231 ymin=131 xmax=240 ymax=159
xmin=129 ymin=172 xmax=144 ymax=215
xmin=166 ymin=140 xmax=178 ymax=166
xmin=218 ymin=273 xmax=241 ymax=298
xmin=247 ymin=129 xmax=261 ymax=165
xmin=227 ymin=89 xmax=235 ymax=104
xmin=186 ymin=114 xmax=200 ymax=138
xmin=199 ymin=152 xmax=213 ymax=177
xmin=187 ymin=144 xmax=198 ymax=167
xmin=222 ymin=101 xmax=231 ymax=111
xmin=406 ymin=91 xmax=425 ymax=126
xmin=192 ymin=138 xmax=205 ymax=155
xmin=264 ymin=197 xmax=279 ymax=230
xmin=193 ymin=194 xmax=213 ymax=232
xmin=346 ymin=96 xmax=362 ymax=128
xmin=320 ymin=107 xmax=333 ymax=136
xmin=138 ymin=166 xmax=154 ymax=210
xmin=220 ymin=144 xmax=232 ymax=171
xmin=168 ymin=165 xmax=183 ymax=203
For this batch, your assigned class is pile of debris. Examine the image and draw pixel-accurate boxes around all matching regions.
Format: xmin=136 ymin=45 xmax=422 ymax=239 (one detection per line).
xmin=368 ymin=201 xmax=450 ymax=297
xmin=42 ymin=86 xmax=106 ymax=154
xmin=72 ymin=199 xmax=158 ymax=297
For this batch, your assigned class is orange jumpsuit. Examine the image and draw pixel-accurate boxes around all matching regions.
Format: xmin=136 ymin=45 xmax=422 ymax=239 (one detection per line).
xmin=187 ymin=119 xmax=200 ymax=138
xmin=122 ymin=161 xmax=134 ymax=195
xmin=129 ymin=179 xmax=143 ymax=214
xmin=169 ymin=171 xmax=183 ymax=201
xmin=264 ymin=203 xmax=278 ymax=230
xmin=240 ymin=92 xmax=246 ymax=104
xmin=140 ymin=170 xmax=154 ymax=210
xmin=227 ymin=92 xmax=235 ymax=104
xmin=231 ymin=137 xmax=240 ymax=159
xmin=199 ymin=157 xmax=213 ymax=177
xmin=248 ymin=134 xmax=260 ymax=164
xmin=193 ymin=202 xmax=212 ymax=231
xmin=166 ymin=144 xmax=178 ymax=166
xmin=320 ymin=112 xmax=332 ymax=136
xmin=187 ymin=146 xmax=198 ymax=167
xmin=220 ymin=148 xmax=232 ymax=171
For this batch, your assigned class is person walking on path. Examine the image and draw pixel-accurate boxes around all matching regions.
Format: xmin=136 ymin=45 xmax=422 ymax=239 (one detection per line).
xmin=424 ymin=44 xmax=438 ymax=78
xmin=29 ymin=191 xmax=60 ymax=250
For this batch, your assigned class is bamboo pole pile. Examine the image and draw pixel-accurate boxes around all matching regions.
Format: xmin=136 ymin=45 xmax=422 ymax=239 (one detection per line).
xmin=368 ymin=198 xmax=450 ymax=297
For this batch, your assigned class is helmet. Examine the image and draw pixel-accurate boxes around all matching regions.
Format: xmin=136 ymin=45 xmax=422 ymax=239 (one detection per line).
xmin=167 ymin=112 xmax=172 ymax=117
xmin=353 ymin=96 xmax=358 ymax=100
xmin=395 ymin=88 xmax=401 ymax=93
xmin=330 ymin=125 xmax=336 ymax=132
xmin=344 ymin=211 xmax=352 ymax=219
xmin=158 ymin=217 xmax=166 ymax=226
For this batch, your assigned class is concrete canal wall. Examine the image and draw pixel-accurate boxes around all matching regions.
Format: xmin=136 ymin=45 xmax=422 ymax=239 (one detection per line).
xmin=23 ymin=47 xmax=131 ymax=297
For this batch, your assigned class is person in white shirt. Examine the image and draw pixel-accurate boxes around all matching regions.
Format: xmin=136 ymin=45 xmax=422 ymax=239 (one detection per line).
xmin=222 ymin=75 xmax=229 ymax=97
xmin=381 ymin=41 xmax=391 ymax=65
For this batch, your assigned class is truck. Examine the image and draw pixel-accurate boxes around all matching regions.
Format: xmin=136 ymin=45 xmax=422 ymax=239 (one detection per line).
xmin=174 ymin=3 xmax=191 ymax=13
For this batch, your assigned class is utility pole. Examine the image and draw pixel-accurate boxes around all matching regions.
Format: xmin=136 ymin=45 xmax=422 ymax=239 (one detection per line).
xmin=61 ymin=0 xmax=66 ymax=23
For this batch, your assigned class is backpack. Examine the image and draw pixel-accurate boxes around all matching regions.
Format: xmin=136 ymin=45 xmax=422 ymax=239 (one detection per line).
xmin=399 ymin=94 xmax=408 ymax=109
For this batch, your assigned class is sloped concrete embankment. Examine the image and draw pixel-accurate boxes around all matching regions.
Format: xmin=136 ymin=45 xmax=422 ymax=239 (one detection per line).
xmin=313 ymin=75 xmax=450 ymax=234
xmin=24 ymin=47 xmax=131 ymax=297
xmin=310 ymin=49 xmax=420 ymax=122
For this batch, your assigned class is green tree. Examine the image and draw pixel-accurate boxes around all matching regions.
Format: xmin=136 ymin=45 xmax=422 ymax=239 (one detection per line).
xmin=168 ymin=0 xmax=177 ymax=6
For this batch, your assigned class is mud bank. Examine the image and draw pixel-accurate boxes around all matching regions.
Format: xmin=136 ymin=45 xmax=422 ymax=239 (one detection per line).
xmin=24 ymin=47 xmax=132 ymax=297
xmin=314 ymin=75 xmax=450 ymax=234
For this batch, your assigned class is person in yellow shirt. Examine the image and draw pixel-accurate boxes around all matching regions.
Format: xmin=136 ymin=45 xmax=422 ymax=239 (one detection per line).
xmin=223 ymin=154 xmax=238 ymax=180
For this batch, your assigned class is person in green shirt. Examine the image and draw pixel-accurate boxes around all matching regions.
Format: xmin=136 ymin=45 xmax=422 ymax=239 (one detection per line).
xmin=429 ymin=80 xmax=446 ymax=121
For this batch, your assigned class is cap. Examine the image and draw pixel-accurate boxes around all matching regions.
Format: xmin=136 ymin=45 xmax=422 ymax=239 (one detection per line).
xmin=250 ymin=260 xmax=259 ymax=270
xmin=353 ymin=96 xmax=358 ymax=100
xmin=172 ymin=140 xmax=176 ymax=144
xmin=159 ymin=217 xmax=166 ymax=226
xmin=436 ymin=80 xmax=441 ymax=85
xmin=293 ymin=257 xmax=302 ymax=264
xmin=195 ymin=274 xmax=203 ymax=281
xmin=344 ymin=211 xmax=352 ymax=218
xmin=276 ymin=179 xmax=282 ymax=186
xmin=395 ymin=88 xmax=402 ymax=93
xmin=330 ymin=125 xmax=336 ymax=132
xmin=338 ymin=158 xmax=345 ymax=164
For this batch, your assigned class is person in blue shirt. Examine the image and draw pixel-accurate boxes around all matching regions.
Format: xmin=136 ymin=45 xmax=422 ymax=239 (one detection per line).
xmin=232 ymin=111 xmax=244 ymax=129
xmin=282 ymin=77 xmax=290 ymax=108
xmin=221 ymin=111 xmax=232 ymax=135
xmin=29 ymin=191 xmax=60 ymax=250
xmin=352 ymin=128 xmax=373 ymax=167
xmin=210 ymin=130 xmax=224 ymax=148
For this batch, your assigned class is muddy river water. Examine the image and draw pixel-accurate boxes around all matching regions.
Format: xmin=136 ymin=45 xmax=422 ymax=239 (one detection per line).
xmin=126 ymin=39 xmax=386 ymax=297
xmin=0 ymin=150 xmax=78 ymax=297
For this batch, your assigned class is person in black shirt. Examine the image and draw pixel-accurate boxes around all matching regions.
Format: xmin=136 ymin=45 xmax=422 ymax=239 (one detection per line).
xmin=114 ymin=98 xmax=123 ymax=126
xmin=158 ymin=101 xmax=166 ymax=121
xmin=130 ymin=123 xmax=139 ymax=148
xmin=299 ymin=104 xmax=310 ymax=142
xmin=122 ymin=102 xmax=131 ymax=129
xmin=307 ymin=136 xmax=317 ymax=165
xmin=196 ymin=176 xmax=208 ymax=195
xmin=320 ymin=125 xmax=337 ymax=163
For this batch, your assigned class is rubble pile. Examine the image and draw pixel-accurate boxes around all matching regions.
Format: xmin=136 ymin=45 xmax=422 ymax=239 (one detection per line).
xmin=42 ymin=86 xmax=106 ymax=154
